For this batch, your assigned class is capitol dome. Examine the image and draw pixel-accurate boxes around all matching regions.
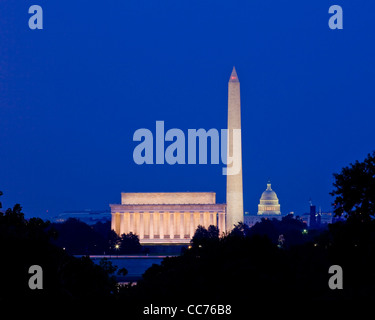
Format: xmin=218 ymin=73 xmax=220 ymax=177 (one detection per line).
xmin=260 ymin=184 xmax=278 ymax=201
xmin=257 ymin=181 xmax=281 ymax=215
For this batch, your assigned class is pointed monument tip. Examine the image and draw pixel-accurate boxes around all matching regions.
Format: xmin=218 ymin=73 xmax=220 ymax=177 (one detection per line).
xmin=229 ymin=66 xmax=239 ymax=83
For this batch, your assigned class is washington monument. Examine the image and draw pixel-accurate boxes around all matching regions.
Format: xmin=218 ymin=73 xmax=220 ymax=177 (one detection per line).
xmin=112 ymin=68 xmax=244 ymax=241
xmin=226 ymin=67 xmax=244 ymax=231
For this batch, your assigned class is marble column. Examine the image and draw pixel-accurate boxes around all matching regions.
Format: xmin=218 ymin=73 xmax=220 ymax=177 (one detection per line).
xmin=139 ymin=212 xmax=144 ymax=239
xmin=149 ymin=212 xmax=154 ymax=239
xmin=111 ymin=213 xmax=116 ymax=231
xmin=200 ymin=212 xmax=204 ymax=227
xmin=170 ymin=213 xmax=174 ymax=239
xmin=180 ymin=212 xmax=184 ymax=239
xmin=120 ymin=213 xmax=125 ymax=235
xmin=204 ymin=211 xmax=210 ymax=228
xmin=189 ymin=212 xmax=194 ymax=238
xmin=160 ymin=213 xmax=164 ymax=239
xmin=134 ymin=213 xmax=138 ymax=236
xmin=209 ymin=212 xmax=214 ymax=226
xmin=130 ymin=212 xmax=134 ymax=233
xmin=116 ymin=213 xmax=121 ymax=235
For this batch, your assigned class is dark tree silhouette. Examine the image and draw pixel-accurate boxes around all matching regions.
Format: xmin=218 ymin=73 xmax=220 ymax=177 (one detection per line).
xmin=118 ymin=267 xmax=128 ymax=277
xmin=243 ymin=215 xmax=307 ymax=247
xmin=0 ymin=196 xmax=117 ymax=301
xmin=119 ymin=232 xmax=142 ymax=254
xmin=128 ymin=224 xmax=331 ymax=304
xmin=331 ymin=151 xmax=375 ymax=222
xmin=51 ymin=218 xmax=108 ymax=254
xmin=191 ymin=225 xmax=219 ymax=247
xmin=229 ymin=221 xmax=251 ymax=238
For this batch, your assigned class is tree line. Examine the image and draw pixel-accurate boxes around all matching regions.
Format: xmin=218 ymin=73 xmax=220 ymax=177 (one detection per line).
xmin=49 ymin=219 xmax=142 ymax=255
xmin=0 ymin=151 xmax=375 ymax=303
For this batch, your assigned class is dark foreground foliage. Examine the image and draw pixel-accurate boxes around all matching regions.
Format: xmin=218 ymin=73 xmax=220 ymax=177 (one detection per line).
xmin=2 ymin=150 xmax=375 ymax=306
xmin=1 ymin=203 xmax=375 ymax=306
xmin=50 ymin=218 xmax=142 ymax=255
xmin=0 ymin=204 xmax=117 ymax=302
xmin=119 ymin=218 xmax=375 ymax=305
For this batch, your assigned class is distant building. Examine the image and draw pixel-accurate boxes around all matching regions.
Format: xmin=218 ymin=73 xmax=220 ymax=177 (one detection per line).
xmin=319 ymin=211 xmax=336 ymax=226
xmin=257 ymin=181 xmax=281 ymax=216
xmin=244 ymin=181 xmax=283 ymax=227
xmin=110 ymin=192 xmax=226 ymax=244
xmin=53 ymin=209 xmax=111 ymax=225
xmin=300 ymin=204 xmax=336 ymax=227
xmin=309 ymin=205 xmax=317 ymax=228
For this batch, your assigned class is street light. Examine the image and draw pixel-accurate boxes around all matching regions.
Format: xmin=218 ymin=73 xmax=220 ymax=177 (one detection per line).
xmin=115 ymin=244 xmax=120 ymax=258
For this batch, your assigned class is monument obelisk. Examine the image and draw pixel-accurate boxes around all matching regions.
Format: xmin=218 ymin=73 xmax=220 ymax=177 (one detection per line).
xmin=226 ymin=67 xmax=244 ymax=231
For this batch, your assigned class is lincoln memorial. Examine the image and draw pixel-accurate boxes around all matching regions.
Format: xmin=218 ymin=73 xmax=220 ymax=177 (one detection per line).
xmin=110 ymin=192 xmax=226 ymax=244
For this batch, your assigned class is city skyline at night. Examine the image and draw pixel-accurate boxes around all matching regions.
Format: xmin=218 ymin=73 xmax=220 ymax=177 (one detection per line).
xmin=1 ymin=1 xmax=374 ymax=222
xmin=1 ymin=0 xmax=375 ymax=306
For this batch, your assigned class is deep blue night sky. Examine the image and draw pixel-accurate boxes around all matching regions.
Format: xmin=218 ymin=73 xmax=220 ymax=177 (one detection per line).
xmin=0 ymin=0 xmax=374 ymax=219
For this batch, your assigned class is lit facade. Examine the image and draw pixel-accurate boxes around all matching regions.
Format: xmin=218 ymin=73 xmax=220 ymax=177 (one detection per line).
xmin=257 ymin=181 xmax=281 ymax=215
xmin=110 ymin=192 xmax=226 ymax=244
xmin=244 ymin=181 xmax=282 ymax=227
